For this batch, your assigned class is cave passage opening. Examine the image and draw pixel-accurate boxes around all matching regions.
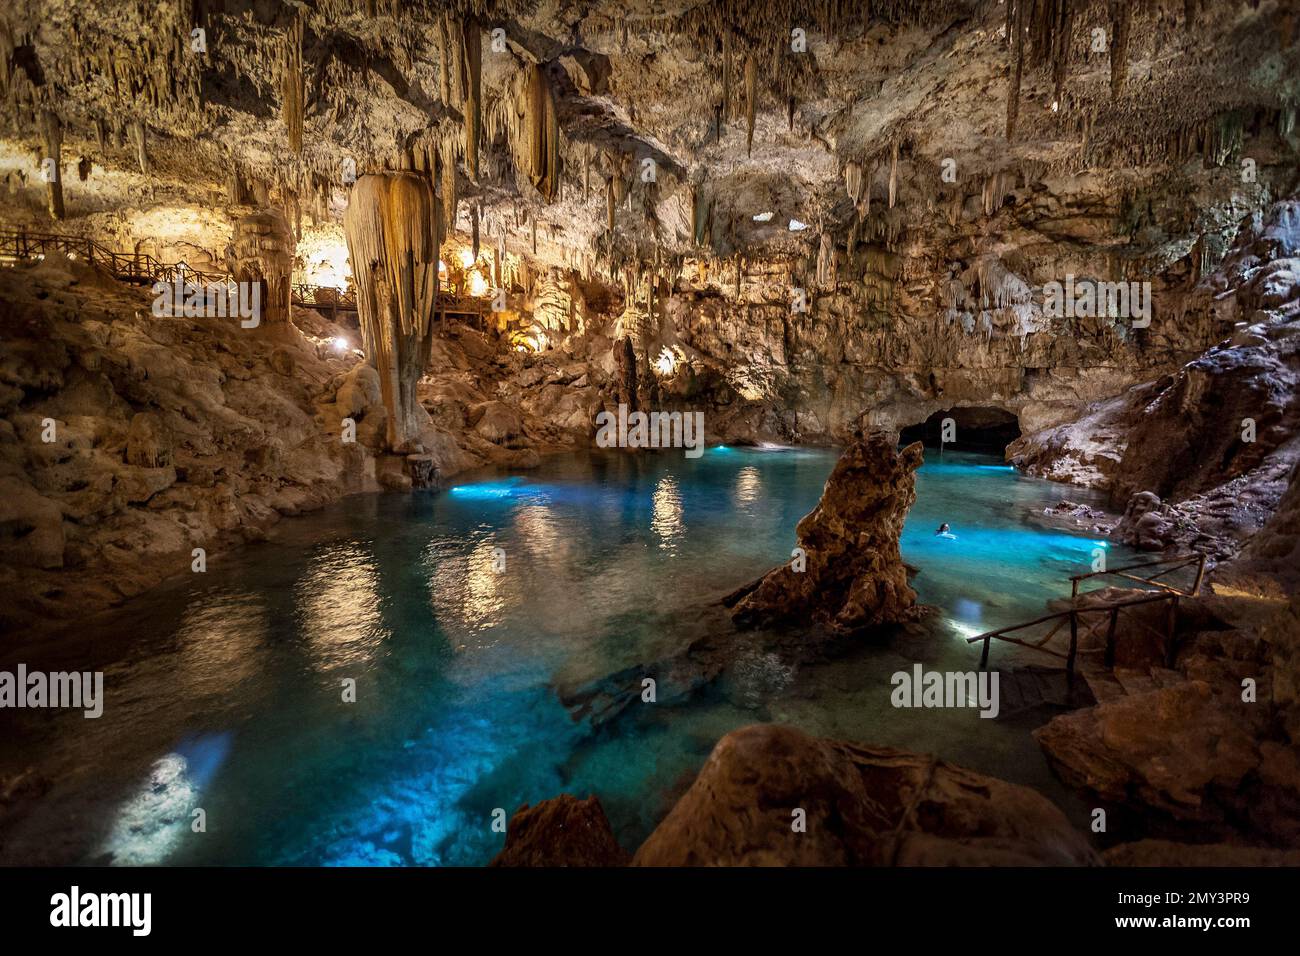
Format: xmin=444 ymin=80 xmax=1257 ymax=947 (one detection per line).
xmin=899 ymin=406 xmax=1021 ymax=454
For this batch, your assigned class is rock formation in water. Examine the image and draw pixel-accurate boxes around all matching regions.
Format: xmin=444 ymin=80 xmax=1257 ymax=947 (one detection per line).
xmin=498 ymin=725 xmax=1099 ymax=867
xmin=489 ymin=794 xmax=630 ymax=867
xmin=727 ymin=434 xmax=922 ymax=633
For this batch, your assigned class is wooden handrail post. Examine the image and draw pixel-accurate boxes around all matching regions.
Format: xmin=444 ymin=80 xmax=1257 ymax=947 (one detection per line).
xmin=1071 ymin=577 xmax=1079 ymax=599
xmin=980 ymin=636 xmax=990 ymax=670
xmin=1192 ymin=553 xmax=1206 ymax=596
xmin=1104 ymin=606 xmax=1119 ymax=670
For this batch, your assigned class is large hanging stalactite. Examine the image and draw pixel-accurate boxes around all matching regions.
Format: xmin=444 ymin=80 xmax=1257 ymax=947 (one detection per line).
xmin=344 ymin=172 xmax=441 ymax=452
xmin=520 ymin=63 xmax=560 ymax=202
xmin=281 ymin=10 xmax=304 ymax=155
xmin=744 ymin=55 xmax=757 ymax=157
xmin=461 ymin=17 xmax=481 ymax=180
xmin=39 ymin=110 xmax=64 ymax=220
xmin=1110 ymin=0 xmax=1132 ymax=99
xmin=1006 ymin=0 xmax=1027 ymax=140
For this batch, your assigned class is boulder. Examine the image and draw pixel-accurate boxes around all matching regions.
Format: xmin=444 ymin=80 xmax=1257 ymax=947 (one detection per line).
xmin=632 ymin=724 xmax=1099 ymax=866
xmin=726 ymin=434 xmax=921 ymax=634
xmin=490 ymin=795 xmax=630 ymax=867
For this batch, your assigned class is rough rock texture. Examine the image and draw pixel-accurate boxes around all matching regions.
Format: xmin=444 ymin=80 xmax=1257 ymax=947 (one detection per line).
xmin=0 ymin=254 xmax=590 ymax=635
xmin=727 ymin=434 xmax=921 ymax=633
xmin=632 ymin=724 xmax=1099 ymax=867
xmin=1035 ymin=678 xmax=1300 ymax=847
xmin=1103 ymin=839 xmax=1300 ymax=867
xmin=1014 ymin=199 xmax=1300 ymax=566
xmin=489 ymin=794 xmax=630 ymax=867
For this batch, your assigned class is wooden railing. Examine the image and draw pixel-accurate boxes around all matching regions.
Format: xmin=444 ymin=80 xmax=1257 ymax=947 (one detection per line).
xmin=1069 ymin=552 xmax=1206 ymax=599
xmin=968 ymin=552 xmax=1207 ymax=682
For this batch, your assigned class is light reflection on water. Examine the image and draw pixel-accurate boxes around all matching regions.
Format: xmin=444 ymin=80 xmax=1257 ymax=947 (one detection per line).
xmin=0 ymin=447 xmax=1142 ymax=867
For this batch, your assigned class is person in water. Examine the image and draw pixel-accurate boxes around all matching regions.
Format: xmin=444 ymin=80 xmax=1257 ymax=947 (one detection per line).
xmin=935 ymin=522 xmax=957 ymax=539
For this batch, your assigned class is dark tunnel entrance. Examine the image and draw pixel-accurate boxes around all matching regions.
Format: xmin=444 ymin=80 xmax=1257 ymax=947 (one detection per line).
xmin=899 ymin=406 xmax=1022 ymax=453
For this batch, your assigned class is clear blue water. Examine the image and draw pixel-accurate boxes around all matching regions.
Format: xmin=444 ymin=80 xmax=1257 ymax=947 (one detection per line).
xmin=0 ymin=446 xmax=1139 ymax=866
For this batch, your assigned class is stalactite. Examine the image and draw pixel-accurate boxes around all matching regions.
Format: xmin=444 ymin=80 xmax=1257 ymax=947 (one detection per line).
xmin=343 ymin=172 xmax=440 ymax=451
xmin=1007 ymin=0 xmax=1027 ymax=139
xmin=888 ymin=140 xmax=899 ymax=209
xmin=606 ymin=175 xmax=615 ymax=232
xmin=461 ymin=17 xmax=481 ymax=180
xmin=845 ymin=160 xmax=863 ymax=206
xmin=39 ymin=110 xmax=64 ymax=220
xmin=816 ymin=231 xmax=835 ymax=290
xmin=471 ymin=202 xmax=480 ymax=260
xmin=520 ymin=63 xmax=560 ymax=202
xmin=744 ymin=56 xmax=757 ymax=157
xmin=129 ymin=120 xmax=149 ymax=175
xmin=1110 ymin=0 xmax=1132 ymax=99
xmin=440 ymin=135 xmax=458 ymax=234
xmin=437 ymin=16 xmax=452 ymax=105
xmin=721 ymin=30 xmax=732 ymax=130
xmin=281 ymin=11 xmax=304 ymax=155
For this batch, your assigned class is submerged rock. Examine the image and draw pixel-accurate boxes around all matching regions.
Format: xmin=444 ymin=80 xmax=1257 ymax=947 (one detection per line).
xmin=632 ymin=724 xmax=1099 ymax=866
xmin=726 ymin=434 xmax=922 ymax=634
xmin=490 ymin=794 xmax=630 ymax=867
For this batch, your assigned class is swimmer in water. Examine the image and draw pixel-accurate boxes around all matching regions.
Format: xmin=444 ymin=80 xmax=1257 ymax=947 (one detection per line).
xmin=935 ymin=522 xmax=957 ymax=539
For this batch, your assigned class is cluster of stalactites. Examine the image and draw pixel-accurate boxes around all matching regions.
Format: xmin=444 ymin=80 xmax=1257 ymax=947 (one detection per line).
xmin=437 ymin=14 xmax=484 ymax=182
xmin=281 ymin=10 xmax=305 ymax=155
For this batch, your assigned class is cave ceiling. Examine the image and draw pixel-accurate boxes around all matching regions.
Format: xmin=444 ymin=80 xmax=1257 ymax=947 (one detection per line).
xmin=2 ymin=0 xmax=1297 ymax=286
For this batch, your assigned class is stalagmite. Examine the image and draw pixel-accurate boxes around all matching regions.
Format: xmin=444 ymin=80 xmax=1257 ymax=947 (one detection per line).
xmin=282 ymin=11 xmax=304 ymax=155
xmin=344 ymin=172 xmax=440 ymax=451
xmin=229 ymin=209 xmax=294 ymax=325
xmin=744 ymin=56 xmax=757 ymax=157
xmin=39 ymin=110 xmax=64 ymax=220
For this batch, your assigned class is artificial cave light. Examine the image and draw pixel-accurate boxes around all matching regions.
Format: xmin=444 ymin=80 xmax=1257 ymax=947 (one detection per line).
xmin=752 ymin=211 xmax=774 ymax=222
xmin=788 ymin=219 xmax=808 ymax=231
xmin=654 ymin=347 xmax=678 ymax=376
xmin=469 ymin=270 xmax=489 ymax=297
xmin=460 ymin=248 xmax=476 ymax=269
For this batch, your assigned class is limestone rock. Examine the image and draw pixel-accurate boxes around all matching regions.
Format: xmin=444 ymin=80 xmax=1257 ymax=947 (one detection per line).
xmin=632 ymin=724 xmax=1099 ymax=867
xmin=490 ymin=795 xmax=630 ymax=867
xmin=124 ymin=411 xmax=171 ymax=468
xmin=0 ymin=476 xmax=65 ymax=569
xmin=727 ymin=434 xmax=921 ymax=634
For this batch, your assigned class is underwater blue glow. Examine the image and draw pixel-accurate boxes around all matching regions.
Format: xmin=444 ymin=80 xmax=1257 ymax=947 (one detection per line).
xmin=9 ymin=447 xmax=1143 ymax=867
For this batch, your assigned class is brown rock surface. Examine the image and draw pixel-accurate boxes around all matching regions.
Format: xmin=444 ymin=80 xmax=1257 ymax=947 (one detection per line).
xmin=632 ymin=724 xmax=1099 ymax=867
xmin=490 ymin=794 xmax=630 ymax=868
xmin=728 ymin=434 xmax=921 ymax=634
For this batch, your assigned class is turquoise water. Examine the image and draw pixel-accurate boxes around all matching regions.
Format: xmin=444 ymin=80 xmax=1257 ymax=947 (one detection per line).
xmin=0 ymin=446 xmax=1138 ymax=866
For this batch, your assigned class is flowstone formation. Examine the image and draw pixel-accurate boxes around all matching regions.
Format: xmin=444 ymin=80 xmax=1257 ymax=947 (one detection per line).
xmin=229 ymin=209 xmax=295 ymax=327
xmin=343 ymin=172 xmax=441 ymax=451
xmin=726 ymin=433 xmax=922 ymax=633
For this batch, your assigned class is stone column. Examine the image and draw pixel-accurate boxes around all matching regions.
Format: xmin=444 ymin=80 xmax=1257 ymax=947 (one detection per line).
xmin=228 ymin=209 xmax=295 ymax=325
xmin=343 ymin=172 xmax=440 ymax=451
